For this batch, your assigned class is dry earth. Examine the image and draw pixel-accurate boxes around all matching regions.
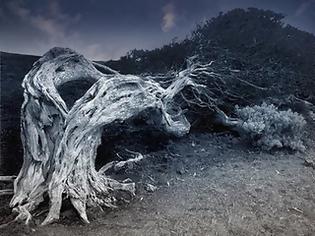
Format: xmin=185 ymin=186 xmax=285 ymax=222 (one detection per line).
xmin=1 ymin=133 xmax=315 ymax=236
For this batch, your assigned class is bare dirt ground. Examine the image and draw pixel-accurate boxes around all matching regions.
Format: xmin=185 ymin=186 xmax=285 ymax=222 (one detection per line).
xmin=1 ymin=133 xmax=315 ymax=236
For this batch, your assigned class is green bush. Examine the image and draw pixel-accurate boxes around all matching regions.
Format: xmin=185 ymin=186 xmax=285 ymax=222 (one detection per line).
xmin=236 ymin=103 xmax=306 ymax=151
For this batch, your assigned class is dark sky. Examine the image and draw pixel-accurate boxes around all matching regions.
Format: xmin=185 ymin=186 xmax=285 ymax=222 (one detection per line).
xmin=0 ymin=0 xmax=314 ymax=60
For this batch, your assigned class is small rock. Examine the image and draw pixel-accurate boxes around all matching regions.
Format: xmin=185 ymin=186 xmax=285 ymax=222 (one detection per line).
xmin=304 ymin=158 xmax=315 ymax=169
xmin=176 ymin=168 xmax=185 ymax=175
xmin=145 ymin=183 xmax=157 ymax=192
xmin=122 ymin=178 xmax=133 ymax=183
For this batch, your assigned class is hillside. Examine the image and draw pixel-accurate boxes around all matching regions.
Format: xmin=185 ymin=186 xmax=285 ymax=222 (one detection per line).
xmin=1 ymin=133 xmax=315 ymax=235
xmin=105 ymin=8 xmax=315 ymax=103
xmin=1 ymin=8 xmax=315 ymax=174
xmin=0 ymin=52 xmax=39 ymax=173
xmin=0 ymin=7 xmax=315 ymax=234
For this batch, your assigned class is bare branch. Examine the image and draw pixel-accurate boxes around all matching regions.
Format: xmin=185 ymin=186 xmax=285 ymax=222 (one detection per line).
xmin=0 ymin=189 xmax=14 ymax=196
xmin=0 ymin=176 xmax=16 ymax=182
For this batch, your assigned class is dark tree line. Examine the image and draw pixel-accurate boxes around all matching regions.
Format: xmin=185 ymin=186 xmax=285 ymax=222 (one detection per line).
xmin=105 ymin=8 xmax=315 ymax=104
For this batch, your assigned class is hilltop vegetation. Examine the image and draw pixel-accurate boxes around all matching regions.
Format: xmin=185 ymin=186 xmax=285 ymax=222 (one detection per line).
xmin=106 ymin=8 xmax=315 ymax=104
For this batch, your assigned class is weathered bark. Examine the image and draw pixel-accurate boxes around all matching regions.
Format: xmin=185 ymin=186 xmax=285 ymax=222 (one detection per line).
xmin=10 ymin=48 xmax=107 ymax=224
xmin=11 ymin=47 xmax=229 ymax=225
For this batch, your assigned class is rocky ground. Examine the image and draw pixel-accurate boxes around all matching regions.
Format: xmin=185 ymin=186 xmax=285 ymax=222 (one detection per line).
xmin=1 ymin=133 xmax=314 ymax=236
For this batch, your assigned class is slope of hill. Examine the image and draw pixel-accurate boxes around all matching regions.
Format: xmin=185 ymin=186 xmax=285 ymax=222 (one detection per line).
xmin=0 ymin=52 xmax=39 ymax=173
xmin=0 ymin=7 xmax=315 ymax=233
xmin=106 ymin=8 xmax=315 ymax=103
xmin=0 ymin=52 xmax=39 ymax=128
xmin=0 ymin=52 xmax=96 ymax=174
xmin=1 ymin=133 xmax=315 ymax=235
xmin=1 ymin=8 xmax=315 ymax=174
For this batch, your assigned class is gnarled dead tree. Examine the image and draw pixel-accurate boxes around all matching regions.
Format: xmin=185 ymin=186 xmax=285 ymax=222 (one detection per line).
xmin=9 ymin=47 xmax=240 ymax=225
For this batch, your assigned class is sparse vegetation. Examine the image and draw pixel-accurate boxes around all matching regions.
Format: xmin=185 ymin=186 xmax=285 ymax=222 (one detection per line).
xmin=236 ymin=103 xmax=306 ymax=151
xmin=106 ymin=8 xmax=315 ymax=105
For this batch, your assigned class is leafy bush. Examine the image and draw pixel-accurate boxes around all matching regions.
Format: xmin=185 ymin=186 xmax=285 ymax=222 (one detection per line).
xmin=236 ymin=103 xmax=306 ymax=151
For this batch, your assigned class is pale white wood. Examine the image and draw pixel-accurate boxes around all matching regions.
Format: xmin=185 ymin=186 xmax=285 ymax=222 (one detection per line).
xmin=10 ymin=47 xmax=239 ymax=225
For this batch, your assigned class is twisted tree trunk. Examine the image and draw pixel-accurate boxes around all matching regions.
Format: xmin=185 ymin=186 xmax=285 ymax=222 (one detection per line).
xmin=11 ymin=47 xmax=230 ymax=225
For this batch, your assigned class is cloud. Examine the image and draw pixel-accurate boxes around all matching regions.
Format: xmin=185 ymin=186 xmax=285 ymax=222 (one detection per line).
xmin=6 ymin=0 xmax=80 ymax=44
xmin=2 ymin=0 xmax=114 ymax=59
xmin=2 ymin=0 xmax=111 ymax=60
xmin=0 ymin=6 xmax=4 ymax=19
xmin=6 ymin=0 xmax=30 ymax=18
xmin=295 ymin=0 xmax=315 ymax=16
xmin=161 ymin=3 xmax=176 ymax=32
xmin=85 ymin=44 xmax=111 ymax=60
